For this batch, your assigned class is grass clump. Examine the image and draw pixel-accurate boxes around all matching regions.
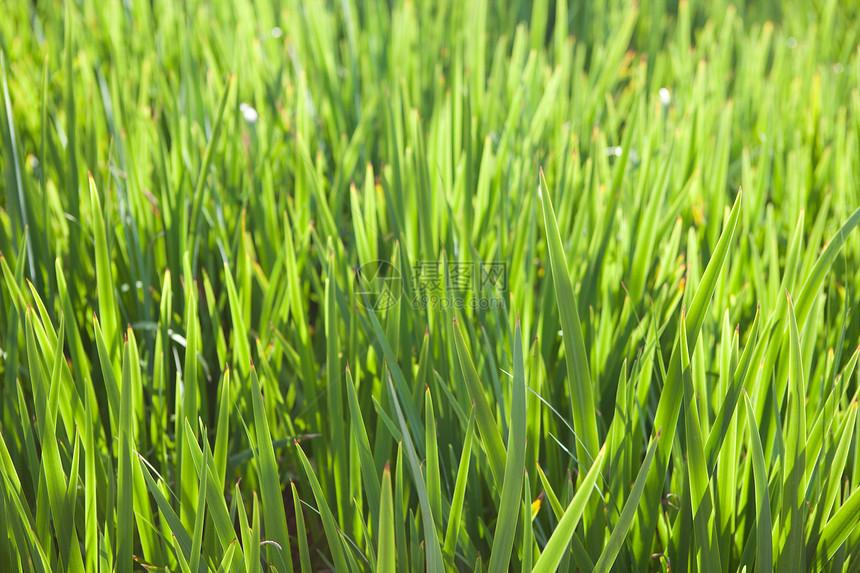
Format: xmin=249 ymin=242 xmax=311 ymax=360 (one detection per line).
xmin=2 ymin=0 xmax=860 ymax=571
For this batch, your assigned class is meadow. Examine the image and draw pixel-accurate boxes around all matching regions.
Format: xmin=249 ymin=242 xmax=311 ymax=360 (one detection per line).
xmin=2 ymin=0 xmax=860 ymax=570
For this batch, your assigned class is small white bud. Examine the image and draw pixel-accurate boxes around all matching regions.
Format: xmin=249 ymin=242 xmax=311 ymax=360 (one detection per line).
xmin=240 ymin=102 xmax=259 ymax=123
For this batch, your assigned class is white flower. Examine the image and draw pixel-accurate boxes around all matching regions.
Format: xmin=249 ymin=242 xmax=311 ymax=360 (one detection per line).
xmin=659 ymin=87 xmax=671 ymax=106
xmin=240 ymin=102 xmax=259 ymax=123
xmin=271 ymin=27 xmax=283 ymax=39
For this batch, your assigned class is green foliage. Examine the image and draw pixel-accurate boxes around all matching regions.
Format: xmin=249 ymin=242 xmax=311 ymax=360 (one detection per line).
xmin=2 ymin=0 xmax=860 ymax=571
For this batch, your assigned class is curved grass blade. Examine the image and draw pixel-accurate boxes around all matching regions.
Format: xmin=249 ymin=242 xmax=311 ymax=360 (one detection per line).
xmin=346 ymin=365 xmax=381 ymax=525
xmin=452 ymin=318 xmax=506 ymax=487
xmin=537 ymin=170 xmax=599 ymax=462
xmin=532 ymin=444 xmax=607 ymax=573
xmin=295 ymin=441 xmax=349 ymax=573
xmin=593 ymin=432 xmax=659 ymax=573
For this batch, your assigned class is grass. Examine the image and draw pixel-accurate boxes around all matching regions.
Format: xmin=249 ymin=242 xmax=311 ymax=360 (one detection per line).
xmin=1 ymin=0 xmax=860 ymax=570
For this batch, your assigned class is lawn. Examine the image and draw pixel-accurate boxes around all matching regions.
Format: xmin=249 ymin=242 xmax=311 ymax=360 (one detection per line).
xmin=2 ymin=0 xmax=860 ymax=571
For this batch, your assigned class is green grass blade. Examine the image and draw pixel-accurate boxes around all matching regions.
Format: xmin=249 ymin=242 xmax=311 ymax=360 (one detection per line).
xmin=537 ymin=170 xmax=599 ymax=462
xmin=386 ymin=375 xmax=444 ymax=572
xmin=443 ymin=407 xmax=475 ymax=563
xmin=116 ymin=334 xmax=135 ymax=573
xmin=452 ymin=318 xmax=506 ymax=487
xmin=532 ymin=444 xmax=606 ymax=573
xmin=377 ymin=462 xmax=396 ymax=573
xmin=487 ymin=319 xmax=527 ymax=572
xmin=743 ymin=390 xmax=774 ymax=572
xmin=295 ymin=441 xmax=349 ymax=573
xmin=593 ymin=433 xmax=659 ymax=573
xmin=291 ymin=482 xmax=313 ymax=573
xmin=249 ymin=365 xmax=292 ymax=572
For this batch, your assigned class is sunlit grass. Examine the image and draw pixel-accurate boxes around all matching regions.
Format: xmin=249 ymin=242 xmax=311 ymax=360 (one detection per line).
xmin=2 ymin=0 xmax=860 ymax=571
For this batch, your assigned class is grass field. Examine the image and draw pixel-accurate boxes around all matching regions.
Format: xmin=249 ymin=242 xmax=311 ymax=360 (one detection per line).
xmin=2 ymin=0 xmax=860 ymax=570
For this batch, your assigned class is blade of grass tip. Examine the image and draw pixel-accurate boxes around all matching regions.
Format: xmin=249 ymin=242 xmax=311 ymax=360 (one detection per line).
xmin=386 ymin=374 xmax=445 ymax=572
xmin=172 ymin=533 xmax=194 ymax=573
xmin=778 ymin=294 xmax=806 ymax=572
xmin=537 ymin=169 xmax=600 ymax=463
xmin=741 ymin=391 xmax=774 ymax=573
xmin=488 ymin=319 xmax=527 ymax=573
xmin=249 ymin=364 xmax=293 ymax=572
xmin=216 ymin=540 xmax=239 ymax=573
xmin=294 ymin=441 xmax=349 ymax=573
xmin=593 ymin=431 xmax=660 ymax=573
xmin=452 ymin=317 xmax=506 ymax=488
xmin=377 ymin=462 xmax=396 ymax=573
xmin=291 ymin=482 xmax=312 ymax=573
xmin=117 ymin=336 xmax=135 ymax=573
xmin=443 ymin=407 xmax=475 ymax=563
xmin=532 ymin=443 xmax=607 ymax=573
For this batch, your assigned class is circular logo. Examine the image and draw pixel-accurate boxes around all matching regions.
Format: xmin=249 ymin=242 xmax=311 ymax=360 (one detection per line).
xmin=353 ymin=261 xmax=402 ymax=310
